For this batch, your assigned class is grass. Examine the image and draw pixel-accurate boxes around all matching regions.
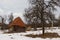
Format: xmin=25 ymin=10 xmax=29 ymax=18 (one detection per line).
xmin=25 ymin=33 xmax=60 ymax=38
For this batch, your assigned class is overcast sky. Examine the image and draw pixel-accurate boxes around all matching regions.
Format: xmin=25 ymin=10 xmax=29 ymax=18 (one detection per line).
xmin=0 ymin=0 xmax=60 ymax=17
xmin=0 ymin=0 xmax=60 ymax=23
xmin=0 ymin=0 xmax=29 ymax=23
xmin=0 ymin=0 xmax=29 ymax=17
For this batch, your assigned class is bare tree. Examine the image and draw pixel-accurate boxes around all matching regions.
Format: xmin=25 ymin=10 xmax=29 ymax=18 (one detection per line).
xmin=8 ymin=13 xmax=14 ymax=24
xmin=24 ymin=0 xmax=60 ymax=35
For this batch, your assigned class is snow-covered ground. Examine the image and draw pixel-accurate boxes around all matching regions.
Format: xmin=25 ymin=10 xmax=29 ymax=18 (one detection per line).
xmin=0 ymin=27 xmax=60 ymax=40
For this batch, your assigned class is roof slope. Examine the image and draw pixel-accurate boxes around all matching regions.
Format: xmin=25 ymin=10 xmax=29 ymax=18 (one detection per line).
xmin=9 ymin=17 xmax=25 ymax=27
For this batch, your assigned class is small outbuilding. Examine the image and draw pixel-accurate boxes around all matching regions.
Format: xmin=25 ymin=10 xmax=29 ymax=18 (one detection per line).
xmin=9 ymin=17 xmax=26 ymax=32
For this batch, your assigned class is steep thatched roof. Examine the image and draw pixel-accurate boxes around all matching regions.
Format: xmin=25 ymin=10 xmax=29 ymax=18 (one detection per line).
xmin=9 ymin=17 xmax=25 ymax=27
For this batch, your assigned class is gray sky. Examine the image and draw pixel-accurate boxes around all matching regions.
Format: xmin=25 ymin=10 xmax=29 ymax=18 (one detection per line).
xmin=0 ymin=0 xmax=29 ymax=23
xmin=0 ymin=0 xmax=60 ymax=23
xmin=54 ymin=6 xmax=60 ymax=19
xmin=0 ymin=0 xmax=60 ymax=17
xmin=0 ymin=0 xmax=29 ymax=17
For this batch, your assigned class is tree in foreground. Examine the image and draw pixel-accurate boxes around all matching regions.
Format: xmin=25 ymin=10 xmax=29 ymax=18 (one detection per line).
xmin=24 ymin=0 xmax=60 ymax=35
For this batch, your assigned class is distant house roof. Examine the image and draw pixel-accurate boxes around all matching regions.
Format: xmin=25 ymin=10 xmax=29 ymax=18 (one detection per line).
xmin=9 ymin=17 xmax=25 ymax=27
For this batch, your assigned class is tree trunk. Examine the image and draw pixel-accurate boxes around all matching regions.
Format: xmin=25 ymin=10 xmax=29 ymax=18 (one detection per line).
xmin=41 ymin=12 xmax=45 ymax=35
xmin=34 ymin=24 xmax=37 ymax=31
xmin=42 ymin=27 xmax=44 ymax=35
xmin=41 ymin=0 xmax=45 ymax=35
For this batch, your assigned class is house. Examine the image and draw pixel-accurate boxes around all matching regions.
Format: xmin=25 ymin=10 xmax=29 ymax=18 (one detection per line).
xmin=9 ymin=17 xmax=26 ymax=32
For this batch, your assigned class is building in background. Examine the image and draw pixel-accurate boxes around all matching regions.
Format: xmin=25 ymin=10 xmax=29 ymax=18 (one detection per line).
xmin=9 ymin=17 xmax=26 ymax=32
